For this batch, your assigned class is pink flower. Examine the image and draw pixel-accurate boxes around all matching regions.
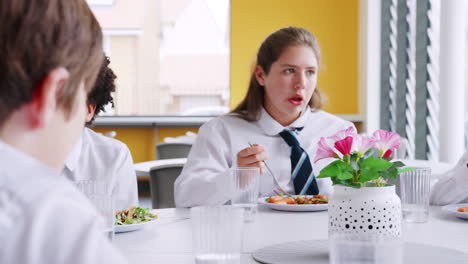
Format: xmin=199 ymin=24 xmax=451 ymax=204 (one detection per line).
xmin=383 ymin=149 xmax=393 ymax=158
xmin=314 ymin=137 xmax=338 ymax=163
xmin=328 ymin=126 xmax=357 ymax=142
xmin=373 ymin=130 xmax=401 ymax=157
xmin=353 ymin=134 xmax=376 ymax=155
xmin=334 ymin=136 xmax=353 ymax=156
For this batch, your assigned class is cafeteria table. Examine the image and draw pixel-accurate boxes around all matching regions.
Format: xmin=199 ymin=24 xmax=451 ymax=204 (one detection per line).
xmin=113 ymin=205 xmax=468 ymax=263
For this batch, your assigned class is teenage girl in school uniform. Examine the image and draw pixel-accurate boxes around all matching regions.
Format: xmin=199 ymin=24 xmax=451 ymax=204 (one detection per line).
xmin=175 ymin=27 xmax=354 ymax=207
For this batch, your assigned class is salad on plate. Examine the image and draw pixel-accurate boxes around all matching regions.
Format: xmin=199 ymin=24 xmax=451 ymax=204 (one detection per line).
xmin=115 ymin=206 xmax=158 ymax=225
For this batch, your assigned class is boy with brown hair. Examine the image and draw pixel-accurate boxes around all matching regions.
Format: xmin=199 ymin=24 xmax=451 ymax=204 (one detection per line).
xmin=0 ymin=1 xmax=126 ymax=263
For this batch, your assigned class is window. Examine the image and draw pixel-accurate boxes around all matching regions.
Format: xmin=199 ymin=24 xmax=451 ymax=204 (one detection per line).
xmin=89 ymin=0 xmax=230 ymax=116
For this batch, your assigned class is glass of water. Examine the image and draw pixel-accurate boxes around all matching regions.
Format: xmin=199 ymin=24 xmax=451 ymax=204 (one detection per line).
xmin=74 ymin=181 xmax=115 ymax=241
xmin=191 ymin=206 xmax=244 ymax=264
xmin=231 ymin=167 xmax=260 ymax=222
xmin=400 ymin=167 xmax=431 ymax=223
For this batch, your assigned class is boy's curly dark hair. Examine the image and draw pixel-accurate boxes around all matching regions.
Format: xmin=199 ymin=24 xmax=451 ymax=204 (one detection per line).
xmin=86 ymin=56 xmax=116 ymax=125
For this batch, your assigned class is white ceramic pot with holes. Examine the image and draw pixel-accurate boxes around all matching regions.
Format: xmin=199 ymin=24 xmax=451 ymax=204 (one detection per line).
xmin=328 ymin=185 xmax=402 ymax=238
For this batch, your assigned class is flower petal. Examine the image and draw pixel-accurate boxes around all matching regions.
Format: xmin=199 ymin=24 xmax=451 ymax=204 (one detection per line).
xmin=373 ymin=130 xmax=402 ymax=157
xmin=314 ymin=137 xmax=337 ymax=163
xmin=328 ymin=126 xmax=357 ymax=142
xmin=334 ymin=136 xmax=353 ymax=156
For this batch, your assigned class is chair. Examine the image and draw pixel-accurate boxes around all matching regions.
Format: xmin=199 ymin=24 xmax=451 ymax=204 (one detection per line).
xmin=149 ymin=162 xmax=185 ymax=209
xmin=156 ymin=142 xmax=192 ymax=159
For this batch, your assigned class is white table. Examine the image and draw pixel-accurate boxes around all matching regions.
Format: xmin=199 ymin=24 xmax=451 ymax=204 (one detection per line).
xmin=134 ymin=158 xmax=187 ymax=178
xmin=113 ymin=205 xmax=468 ymax=263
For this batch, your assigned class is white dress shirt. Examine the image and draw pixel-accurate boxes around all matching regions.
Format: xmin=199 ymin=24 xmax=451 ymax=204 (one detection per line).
xmin=62 ymin=128 xmax=138 ymax=211
xmin=174 ymin=107 xmax=353 ymax=207
xmin=0 ymin=141 xmax=127 ymax=264
xmin=430 ymin=151 xmax=468 ymax=205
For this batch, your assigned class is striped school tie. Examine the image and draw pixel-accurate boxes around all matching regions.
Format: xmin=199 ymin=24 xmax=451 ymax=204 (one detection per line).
xmin=279 ymin=128 xmax=319 ymax=195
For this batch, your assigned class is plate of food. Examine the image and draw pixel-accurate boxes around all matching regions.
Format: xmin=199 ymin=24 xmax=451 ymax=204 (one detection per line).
xmin=442 ymin=203 xmax=468 ymax=220
xmin=114 ymin=206 xmax=158 ymax=233
xmin=259 ymin=194 xmax=328 ymax=212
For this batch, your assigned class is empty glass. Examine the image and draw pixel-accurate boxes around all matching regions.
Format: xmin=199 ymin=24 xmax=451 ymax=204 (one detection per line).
xmin=231 ymin=167 xmax=260 ymax=222
xmin=400 ymin=167 xmax=431 ymax=223
xmin=329 ymin=233 xmax=403 ymax=264
xmin=191 ymin=206 xmax=244 ymax=264
xmin=74 ymin=181 xmax=115 ymax=241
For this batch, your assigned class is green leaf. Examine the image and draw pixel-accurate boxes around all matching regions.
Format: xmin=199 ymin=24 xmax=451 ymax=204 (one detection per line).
xmin=335 ymin=162 xmax=354 ymax=180
xmin=380 ymin=167 xmax=398 ymax=179
xmin=317 ymin=160 xmax=342 ymax=178
xmin=361 ymin=156 xmax=393 ymax=172
xmin=331 ymin=176 xmax=341 ymax=185
xmin=337 ymin=171 xmax=353 ymax=180
xmin=391 ymin=161 xmax=406 ymax=168
xmin=362 ymin=148 xmax=379 ymax=159
xmin=398 ymin=167 xmax=416 ymax=174
xmin=359 ymin=167 xmax=379 ymax=183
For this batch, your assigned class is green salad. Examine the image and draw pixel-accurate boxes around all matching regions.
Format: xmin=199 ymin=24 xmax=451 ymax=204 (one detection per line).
xmin=115 ymin=206 xmax=158 ymax=225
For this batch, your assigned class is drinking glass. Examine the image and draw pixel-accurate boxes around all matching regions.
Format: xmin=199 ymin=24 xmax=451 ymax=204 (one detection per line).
xmin=231 ymin=167 xmax=260 ymax=222
xmin=329 ymin=233 xmax=403 ymax=264
xmin=400 ymin=167 xmax=431 ymax=223
xmin=74 ymin=181 xmax=115 ymax=241
xmin=191 ymin=206 xmax=244 ymax=264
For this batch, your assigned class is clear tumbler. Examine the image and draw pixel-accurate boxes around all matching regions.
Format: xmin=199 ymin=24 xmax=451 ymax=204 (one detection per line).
xmin=191 ymin=206 xmax=244 ymax=264
xmin=400 ymin=167 xmax=431 ymax=223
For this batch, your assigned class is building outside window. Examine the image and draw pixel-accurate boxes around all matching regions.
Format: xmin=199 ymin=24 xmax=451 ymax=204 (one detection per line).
xmin=88 ymin=0 xmax=230 ymax=116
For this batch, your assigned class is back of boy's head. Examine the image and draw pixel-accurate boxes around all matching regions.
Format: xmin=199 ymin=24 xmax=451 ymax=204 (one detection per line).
xmin=0 ymin=0 xmax=103 ymax=126
xmin=86 ymin=56 xmax=116 ymax=125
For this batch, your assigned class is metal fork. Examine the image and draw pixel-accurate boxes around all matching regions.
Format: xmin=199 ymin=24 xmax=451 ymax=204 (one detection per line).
xmin=248 ymin=142 xmax=293 ymax=197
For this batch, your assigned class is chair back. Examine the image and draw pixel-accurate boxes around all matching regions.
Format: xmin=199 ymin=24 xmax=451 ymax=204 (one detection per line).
xmin=149 ymin=163 xmax=185 ymax=209
xmin=156 ymin=142 xmax=192 ymax=160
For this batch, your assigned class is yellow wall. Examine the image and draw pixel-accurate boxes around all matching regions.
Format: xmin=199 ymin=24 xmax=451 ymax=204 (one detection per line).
xmin=93 ymin=127 xmax=156 ymax=163
xmin=230 ymin=0 xmax=359 ymax=114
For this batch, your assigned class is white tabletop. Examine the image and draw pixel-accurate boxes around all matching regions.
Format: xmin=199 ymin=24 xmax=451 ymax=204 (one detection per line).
xmin=134 ymin=158 xmax=187 ymax=178
xmin=113 ymin=205 xmax=468 ymax=263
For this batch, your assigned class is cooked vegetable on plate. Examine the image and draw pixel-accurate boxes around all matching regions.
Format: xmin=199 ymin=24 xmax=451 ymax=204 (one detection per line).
xmin=265 ymin=194 xmax=328 ymax=205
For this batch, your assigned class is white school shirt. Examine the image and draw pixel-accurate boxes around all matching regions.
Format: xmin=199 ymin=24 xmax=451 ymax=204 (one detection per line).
xmin=62 ymin=128 xmax=138 ymax=211
xmin=0 ymin=141 xmax=127 ymax=264
xmin=174 ymin=107 xmax=353 ymax=207
xmin=430 ymin=151 xmax=468 ymax=205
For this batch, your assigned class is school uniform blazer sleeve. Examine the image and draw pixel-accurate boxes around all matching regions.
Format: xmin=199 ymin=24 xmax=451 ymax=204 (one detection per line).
xmin=174 ymin=118 xmax=232 ymax=207
xmin=430 ymin=151 xmax=468 ymax=205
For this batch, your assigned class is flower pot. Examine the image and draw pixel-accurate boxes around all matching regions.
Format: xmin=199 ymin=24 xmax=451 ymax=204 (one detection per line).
xmin=328 ymin=185 xmax=401 ymax=238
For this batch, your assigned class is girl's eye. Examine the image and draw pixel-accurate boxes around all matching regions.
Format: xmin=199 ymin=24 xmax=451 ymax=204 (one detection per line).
xmin=307 ymin=70 xmax=316 ymax=75
xmin=284 ymin=68 xmax=294 ymax=74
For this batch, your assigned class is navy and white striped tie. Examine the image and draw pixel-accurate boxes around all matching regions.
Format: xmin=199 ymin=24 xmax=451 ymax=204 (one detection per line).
xmin=279 ymin=128 xmax=319 ymax=195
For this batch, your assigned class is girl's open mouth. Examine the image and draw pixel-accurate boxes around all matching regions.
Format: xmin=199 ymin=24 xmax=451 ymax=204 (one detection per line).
xmin=288 ymin=96 xmax=304 ymax=106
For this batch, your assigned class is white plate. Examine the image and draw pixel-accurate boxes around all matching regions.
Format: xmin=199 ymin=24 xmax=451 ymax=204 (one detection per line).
xmin=442 ymin=203 xmax=468 ymax=220
xmin=115 ymin=218 xmax=157 ymax=233
xmin=258 ymin=196 xmax=328 ymax=212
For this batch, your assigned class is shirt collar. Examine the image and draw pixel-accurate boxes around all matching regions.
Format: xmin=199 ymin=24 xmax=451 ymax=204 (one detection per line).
xmin=257 ymin=106 xmax=311 ymax=136
xmin=64 ymin=131 xmax=84 ymax=172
